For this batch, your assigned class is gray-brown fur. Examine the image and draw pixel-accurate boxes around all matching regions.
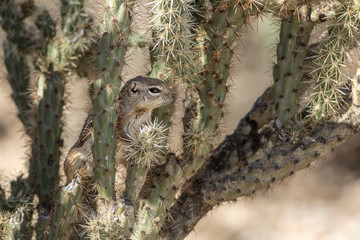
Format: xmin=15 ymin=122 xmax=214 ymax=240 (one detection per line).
xmin=64 ymin=76 xmax=175 ymax=180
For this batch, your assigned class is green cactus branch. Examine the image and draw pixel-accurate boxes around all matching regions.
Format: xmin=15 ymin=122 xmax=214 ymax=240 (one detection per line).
xmin=272 ymin=10 xmax=314 ymax=125
xmin=131 ymin=154 xmax=186 ymax=240
xmin=32 ymin=69 xmax=64 ymax=211
xmin=61 ymin=0 xmax=86 ymax=37
xmin=149 ymin=0 xmax=199 ymax=125
xmin=124 ymin=121 xmax=167 ymax=203
xmin=92 ymin=0 xmax=134 ymax=201
xmin=29 ymin=3 xmax=92 ymax=234
xmin=308 ymin=1 xmax=360 ymax=120
xmin=49 ymin=177 xmax=84 ymax=240
xmin=0 ymin=0 xmax=34 ymax=50
xmin=3 ymin=42 xmax=33 ymax=132
xmin=0 ymin=0 xmax=34 ymax=133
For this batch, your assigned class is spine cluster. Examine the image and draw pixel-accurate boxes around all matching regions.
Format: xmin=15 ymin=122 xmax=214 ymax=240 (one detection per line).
xmin=308 ymin=1 xmax=360 ymax=120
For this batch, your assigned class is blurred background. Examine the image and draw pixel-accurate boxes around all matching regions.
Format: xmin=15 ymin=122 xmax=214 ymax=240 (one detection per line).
xmin=1 ymin=1 xmax=360 ymax=239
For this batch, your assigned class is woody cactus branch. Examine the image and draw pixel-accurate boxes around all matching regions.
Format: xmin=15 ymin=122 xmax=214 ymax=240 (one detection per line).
xmin=160 ymin=62 xmax=360 ymax=240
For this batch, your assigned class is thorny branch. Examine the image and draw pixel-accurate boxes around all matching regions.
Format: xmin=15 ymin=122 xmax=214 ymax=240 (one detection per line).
xmin=160 ymin=64 xmax=360 ymax=240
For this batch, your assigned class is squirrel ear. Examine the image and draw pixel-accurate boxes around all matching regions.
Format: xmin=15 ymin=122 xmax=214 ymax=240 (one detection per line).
xmin=128 ymin=81 xmax=138 ymax=94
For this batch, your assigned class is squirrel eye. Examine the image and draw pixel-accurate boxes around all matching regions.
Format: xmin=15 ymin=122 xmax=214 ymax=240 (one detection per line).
xmin=149 ymin=87 xmax=161 ymax=94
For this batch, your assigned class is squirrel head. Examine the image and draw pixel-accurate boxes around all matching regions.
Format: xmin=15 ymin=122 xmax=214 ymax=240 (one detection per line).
xmin=117 ymin=76 xmax=175 ymax=113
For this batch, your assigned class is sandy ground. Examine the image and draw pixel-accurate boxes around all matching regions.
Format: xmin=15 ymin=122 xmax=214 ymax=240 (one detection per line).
xmin=1 ymin=2 xmax=360 ymax=240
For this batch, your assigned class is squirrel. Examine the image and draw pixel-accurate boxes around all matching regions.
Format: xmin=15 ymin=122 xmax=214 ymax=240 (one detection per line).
xmin=64 ymin=76 xmax=175 ymax=180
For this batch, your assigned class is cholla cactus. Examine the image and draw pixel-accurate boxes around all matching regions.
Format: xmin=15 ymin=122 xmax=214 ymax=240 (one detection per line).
xmin=124 ymin=120 xmax=168 ymax=201
xmin=2 ymin=0 xmax=360 ymax=240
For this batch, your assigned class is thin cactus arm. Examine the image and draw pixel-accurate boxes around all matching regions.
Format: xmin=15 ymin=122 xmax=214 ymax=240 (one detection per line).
xmin=0 ymin=0 xmax=34 ymax=133
xmin=3 ymin=42 xmax=32 ymax=132
xmin=30 ymin=3 xmax=92 ymax=238
xmin=149 ymin=0 xmax=199 ymax=125
xmin=91 ymin=0 xmax=135 ymax=201
xmin=49 ymin=177 xmax=84 ymax=240
xmin=131 ymin=154 xmax=186 ymax=240
xmin=61 ymin=0 xmax=87 ymax=37
xmin=33 ymin=69 xmax=64 ymax=211
xmin=272 ymin=10 xmax=314 ymax=125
